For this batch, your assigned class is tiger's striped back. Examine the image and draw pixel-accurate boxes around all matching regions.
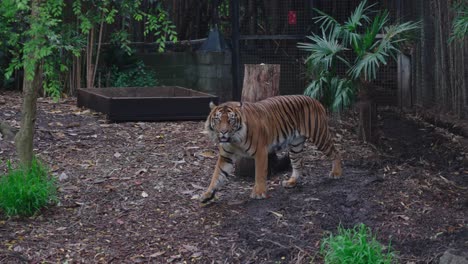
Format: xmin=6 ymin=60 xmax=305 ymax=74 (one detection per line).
xmin=239 ymin=95 xmax=339 ymax=159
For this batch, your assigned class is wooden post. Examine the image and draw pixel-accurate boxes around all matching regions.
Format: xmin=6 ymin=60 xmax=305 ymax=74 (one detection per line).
xmin=235 ymin=64 xmax=290 ymax=178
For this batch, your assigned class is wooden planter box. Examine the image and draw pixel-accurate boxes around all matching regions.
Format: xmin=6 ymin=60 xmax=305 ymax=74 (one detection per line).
xmin=77 ymin=86 xmax=218 ymax=121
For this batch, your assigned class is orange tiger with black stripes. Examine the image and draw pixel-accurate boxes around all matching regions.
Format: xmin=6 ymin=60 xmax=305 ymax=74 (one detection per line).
xmin=200 ymin=95 xmax=342 ymax=203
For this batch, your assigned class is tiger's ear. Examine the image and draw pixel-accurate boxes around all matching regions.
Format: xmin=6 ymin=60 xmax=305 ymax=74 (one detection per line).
xmin=209 ymin=101 xmax=217 ymax=110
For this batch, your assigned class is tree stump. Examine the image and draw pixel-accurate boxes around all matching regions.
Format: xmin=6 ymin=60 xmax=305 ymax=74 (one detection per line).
xmin=235 ymin=64 xmax=291 ymax=179
xmin=241 ymin=64 xmax=280 ymax=102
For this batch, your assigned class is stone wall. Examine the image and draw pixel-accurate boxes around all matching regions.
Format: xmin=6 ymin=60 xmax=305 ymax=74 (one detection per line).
xmin=138 ymin=51 xmax=232 ymax=102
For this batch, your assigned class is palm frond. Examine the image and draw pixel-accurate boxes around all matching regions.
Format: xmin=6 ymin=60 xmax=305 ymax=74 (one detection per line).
xmin=450 ymin=3 xmax=468 ymax=42
xmin=360 ymin=11 xmax=389 ymax=53
xmin=313 ymin=8 xmax=341 ymax=33
xmin=383 ymin=21 xmax=421 ymax=41
xmin=349 ymin=46 xmax=388 ymax=81
xmin=341 ymin=1 xmax=379 ymax=52
xmin=298 ymin=30 xmax=349 ymax=70
xmin=343 ymin=0 xmax=377 ymax=32
xmin=330 ymin=77 xmax=355 ymax=112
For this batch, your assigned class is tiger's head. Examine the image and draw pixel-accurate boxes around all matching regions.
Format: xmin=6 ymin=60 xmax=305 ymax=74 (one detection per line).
xmin=205 ymin=101 xmax=244 ymax=144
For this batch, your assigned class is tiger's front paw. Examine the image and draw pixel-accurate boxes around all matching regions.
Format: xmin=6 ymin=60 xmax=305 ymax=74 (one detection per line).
xmin=250 ymin=185 xmax=267 ymax=199
xmin=200 ymin=190 xmax=216 ymax=203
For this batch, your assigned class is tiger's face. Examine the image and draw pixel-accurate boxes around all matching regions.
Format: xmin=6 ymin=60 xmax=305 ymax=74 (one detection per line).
xmin=205 ymin=102 xmax=243 ymax=144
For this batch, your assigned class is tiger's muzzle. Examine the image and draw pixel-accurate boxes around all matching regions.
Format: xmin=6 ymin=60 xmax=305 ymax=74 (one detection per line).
xmin=218 ymin=132 xmax=231 ymax=143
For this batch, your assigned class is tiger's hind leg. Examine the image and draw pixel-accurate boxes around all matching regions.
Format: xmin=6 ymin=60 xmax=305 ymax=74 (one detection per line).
xmin=282 ymin=137 xmax=305 ymax=188
xmin=315 ymin=130 xmax=342 ymax=179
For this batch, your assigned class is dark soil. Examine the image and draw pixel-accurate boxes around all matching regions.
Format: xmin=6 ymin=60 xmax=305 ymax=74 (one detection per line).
xmin=0 ymin=91 xmax=466 ymax=263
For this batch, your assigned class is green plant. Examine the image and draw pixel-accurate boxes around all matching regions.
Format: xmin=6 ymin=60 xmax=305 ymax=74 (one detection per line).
xmin=109 ymin=61 xmax=158 ymax=87
xmin=320 ymin=224 xmax=395 ymax=264
xmin=450 ymin=1 xmax=468 ymax=42
xmin=303 ymin=59 xmax=356 ymax=112
xmin=298 ymin=0 xmax=420 ymax=112
xmin=0 ymin=159 xmax=58 ymax=217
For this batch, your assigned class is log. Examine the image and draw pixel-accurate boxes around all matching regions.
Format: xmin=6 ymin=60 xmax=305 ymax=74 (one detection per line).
xmin=235 ymin=64 xmax=291 ymax=179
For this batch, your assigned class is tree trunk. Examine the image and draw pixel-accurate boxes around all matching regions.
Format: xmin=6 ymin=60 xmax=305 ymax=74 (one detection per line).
xmin=235 ymin=64 xmax=291 ymax=178
xmin=15 ymin=64 xmax=41 ymax=167
xmin=86 ymin=27 xmax=95 ymax=88
xmin=356 ymin=83 xmax=378 ymax=143
xmin=14 ymin=0 xmax=42 ymax=167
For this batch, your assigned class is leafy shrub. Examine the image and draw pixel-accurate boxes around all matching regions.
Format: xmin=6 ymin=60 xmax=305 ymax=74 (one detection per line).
xmin=0 ymin=159 xmax=58 ymax=217
xmin=320 ymin=224 xmax=395 ymax=264
xmin=109 ymin=61 xmax=159 ymax=88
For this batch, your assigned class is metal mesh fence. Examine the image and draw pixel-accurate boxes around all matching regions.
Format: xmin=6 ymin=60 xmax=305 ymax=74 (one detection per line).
xmin=236 ymin=0 xmax=400 ymax=104
xmin=399 ymin=0 xmax=468 ymax=117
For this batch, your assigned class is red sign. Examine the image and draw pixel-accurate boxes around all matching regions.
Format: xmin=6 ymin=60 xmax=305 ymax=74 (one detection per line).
xmin=288 ymin=11 xmax=297 ymax=25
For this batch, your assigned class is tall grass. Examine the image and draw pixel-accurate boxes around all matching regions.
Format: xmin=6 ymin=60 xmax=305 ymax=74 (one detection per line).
xmin=320 ymin=224 xmax=396 ymax=264
xmin=0 ymin=159 xmax=58 ymax=217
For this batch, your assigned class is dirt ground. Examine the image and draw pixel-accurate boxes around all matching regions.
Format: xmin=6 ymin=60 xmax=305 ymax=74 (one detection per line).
xmin=0 ymin=91 xmax=467 ymax=263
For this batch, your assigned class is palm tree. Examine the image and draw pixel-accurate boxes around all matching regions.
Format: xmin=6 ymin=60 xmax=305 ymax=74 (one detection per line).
xmin=299 ymin=0 xmax=419 ymax=142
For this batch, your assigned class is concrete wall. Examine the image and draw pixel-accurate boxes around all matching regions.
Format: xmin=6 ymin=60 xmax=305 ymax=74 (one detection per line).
xmin=138 ymin=51 xmax=232 ymax=102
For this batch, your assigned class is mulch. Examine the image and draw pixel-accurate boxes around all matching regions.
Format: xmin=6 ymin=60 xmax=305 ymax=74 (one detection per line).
xmin=0 ymin=91 xmax=466 ymax=263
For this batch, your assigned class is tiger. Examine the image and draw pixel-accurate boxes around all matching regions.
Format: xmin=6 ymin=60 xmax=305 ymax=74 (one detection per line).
xmin=200 ymin=95 xmax=342 ymax=203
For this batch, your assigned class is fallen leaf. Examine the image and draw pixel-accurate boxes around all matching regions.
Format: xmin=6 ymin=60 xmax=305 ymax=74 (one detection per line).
xmin=66 ymin=122 xmax=81 ymax=128
xmin=190 ymin=252 xmax=203 ymax=258
xmin=304 ymin=197 xmax=320 ymax=202
xmin=186 ymin=146 xmax=200 ymax=150
xmin=53 ymin=132 xmax=66 ymax=139
xmin=396 ymin=214 xmax=410 ymax=221
xmin=13 ymin=245 xmax=23 ymax=252
xmin=73 ymin=110 xmax=90 ymax=115
xmin=198 ymin=150 xmax=216 ymax=158
xmin=135 ymin=168 xmax=147 ymax=175
xmin=181 ymin=189 xmax=195 ymax=195
xmin=269 ymin=211 xmax=283 ymax=218
xmin=93 ymin=178 xmax=106 ymax=184
xmin=182 ymin=244 xmax=198 ymax=252
xmin=172 ymin=159 xmax=186 ymax=165
xmin=190 ymin=183 xmax=205 ymax=190
xmin=167 ymin=254 xmax=182 ymax=263
xmin=58 ymin=172 xmax=68 ymax=181
xmin=149 ymin=251 xmax=165 ymax=258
